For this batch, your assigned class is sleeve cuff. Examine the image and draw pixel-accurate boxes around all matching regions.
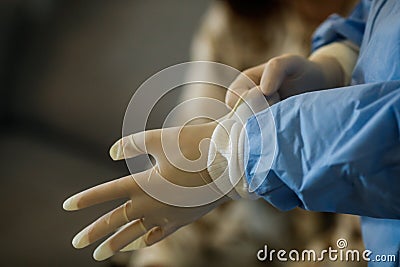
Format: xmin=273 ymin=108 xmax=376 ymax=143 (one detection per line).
xmin=207 ymin=119 xmax=259 ymax=200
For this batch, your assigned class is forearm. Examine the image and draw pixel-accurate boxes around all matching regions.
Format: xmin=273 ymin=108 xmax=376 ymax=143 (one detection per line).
xmin=244 ymin=80 xmax=400 ymax=218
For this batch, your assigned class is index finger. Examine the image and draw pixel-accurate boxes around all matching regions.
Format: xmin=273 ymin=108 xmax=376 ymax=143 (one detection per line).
xmin=226 ymin=63 xmax=265 ymax=108
xmin=63 ymin=170 xmax=151 ymax=211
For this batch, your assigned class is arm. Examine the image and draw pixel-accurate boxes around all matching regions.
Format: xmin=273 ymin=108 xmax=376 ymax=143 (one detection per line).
xmin=244 ymin=81 xmax=400 ymax=218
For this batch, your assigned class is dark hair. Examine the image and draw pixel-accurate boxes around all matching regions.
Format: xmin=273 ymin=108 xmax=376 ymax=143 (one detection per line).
xmin=222 ymin=0 xmax=281 ymax=17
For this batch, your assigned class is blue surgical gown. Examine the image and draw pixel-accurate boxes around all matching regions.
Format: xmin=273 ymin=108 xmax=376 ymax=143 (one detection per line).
xmin=244 ymin=0 xmax=400 ymax=266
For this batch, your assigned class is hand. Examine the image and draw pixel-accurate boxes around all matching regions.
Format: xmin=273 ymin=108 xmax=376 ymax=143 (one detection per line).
xmin=226 ymin=53 xmax=344 ymax=108
xmin=63 ymin=122 xmax=229 ymax=261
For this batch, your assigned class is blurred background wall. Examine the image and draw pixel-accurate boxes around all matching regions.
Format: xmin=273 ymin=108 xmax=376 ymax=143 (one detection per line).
xmin=0 ymin=1 xmax=210 ymax=266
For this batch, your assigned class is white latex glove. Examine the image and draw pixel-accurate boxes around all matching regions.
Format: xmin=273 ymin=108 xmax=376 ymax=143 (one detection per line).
xmin=63 ymin=86 xmax=271 ymax=261
xmin=63 ymin=122 xmax=230 ymax=261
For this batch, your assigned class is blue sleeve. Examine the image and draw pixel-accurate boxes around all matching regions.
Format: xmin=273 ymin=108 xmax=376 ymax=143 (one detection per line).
xmin=312 ymin=0 xmax=371 ymax=51
xmin=361 ymin=217 xmax=400 ymax=267
xmin=244 ymin=81 xmax=400 ymax=219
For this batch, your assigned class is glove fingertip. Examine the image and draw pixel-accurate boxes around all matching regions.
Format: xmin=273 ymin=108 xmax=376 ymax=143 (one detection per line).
xmin=63 ymin=196 xmax=78 ymax=211
xmin=93 ymin=243 xmax=113 ymax=261
xmin=109 ymin=141 xmax=123 ymax=161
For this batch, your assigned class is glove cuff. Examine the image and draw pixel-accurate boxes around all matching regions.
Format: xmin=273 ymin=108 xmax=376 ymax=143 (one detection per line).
xmin=207 ymin=119 xmax=259 ymax=200
xmin=310 ymin=41 xmax=359 ymax=86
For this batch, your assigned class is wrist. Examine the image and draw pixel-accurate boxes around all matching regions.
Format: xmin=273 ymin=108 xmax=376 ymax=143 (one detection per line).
xmin=310 ymin=55 xmax=345 ymax=88
xmin=207 ymin=118 xmax=259 ymax=200
xmin=310 ymin=41 xmax=359 ymax=86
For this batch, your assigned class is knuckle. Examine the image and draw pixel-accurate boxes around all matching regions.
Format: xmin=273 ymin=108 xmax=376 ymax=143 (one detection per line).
xmin=267 ymin=54 xmax=295 ymax=68
xmin=267 ymin=57 xmax=282 ymax=70
xmin=242 ymin=69 xmax=259 ymax=83
xmin=243 ymin=68 xmax=255 ymax=76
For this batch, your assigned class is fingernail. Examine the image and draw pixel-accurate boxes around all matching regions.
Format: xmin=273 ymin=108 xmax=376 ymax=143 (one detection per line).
xmin=63 ymin=197 xmax=78 ymax=211
xmin=72 ymin=231 xmax=89 ymax=249
xmin=93 ymin=243 xmax=113 ymax=261
xmin=145 ymin=227 xmax=163 ymax=245
xmin=109 ymin=141 xmax=122 ymax=160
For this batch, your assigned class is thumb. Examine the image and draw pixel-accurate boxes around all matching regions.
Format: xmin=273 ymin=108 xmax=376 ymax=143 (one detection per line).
xmin=110 ymin=129 xmax=161 ymax=160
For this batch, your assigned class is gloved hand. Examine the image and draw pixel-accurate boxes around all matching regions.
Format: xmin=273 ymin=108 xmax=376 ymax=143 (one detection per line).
xmin=225 ymin=41 xmax=359 ymax=108
xmin=63 ymin=122 xmax=230 ymax=261
xmin=63 ymin=81 xmax=271 ymax=262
